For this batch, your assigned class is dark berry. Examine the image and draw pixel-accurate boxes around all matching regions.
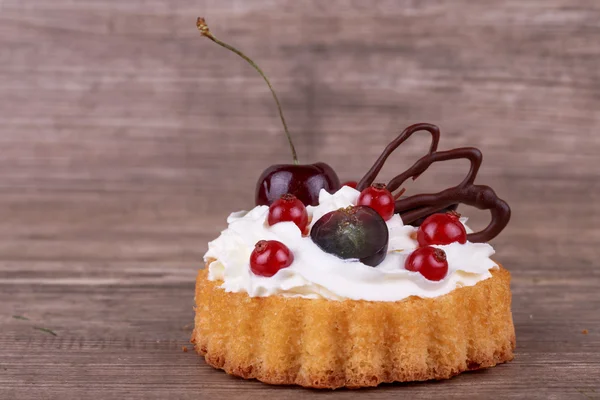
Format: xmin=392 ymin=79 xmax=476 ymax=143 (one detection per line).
xmin=405 ymin=246 xmax=449 ymax=281
xmin=342 ymin=181 xmax=358 ymax=189
xmin=198 ymin=19 xmax=340 ymax=207
xmin=310 ymin=206 xmax=389 ymax=267
xmin=255 ymin=162 xmax=340 ymax=207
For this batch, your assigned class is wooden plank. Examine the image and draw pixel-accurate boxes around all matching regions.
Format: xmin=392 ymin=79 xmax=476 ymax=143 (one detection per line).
xmin=1 ymin=278 xmax=598 ymax=399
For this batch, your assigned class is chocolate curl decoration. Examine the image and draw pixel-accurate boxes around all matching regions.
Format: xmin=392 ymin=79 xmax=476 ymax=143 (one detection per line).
xmin=358 ymin=123 xmax=511 ymax=243
xmin=356 ymin=123 xmax=440 ymax=191
xmin=388 ymin=147 xmax=511 ymax=242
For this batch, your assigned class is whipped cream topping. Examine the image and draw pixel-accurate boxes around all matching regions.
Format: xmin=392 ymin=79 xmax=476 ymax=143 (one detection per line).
xmin=205 ymin=186 xmax=498 ymax=302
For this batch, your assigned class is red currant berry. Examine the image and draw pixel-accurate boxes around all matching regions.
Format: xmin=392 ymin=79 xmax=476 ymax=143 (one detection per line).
xmin=405 ymin=246 xmax=448 ymax=281
xmin=250 ymin=240 xmax=294 ymax=277
xmin=357 ymin=183 xmax=395 ymax=221
xmin=417 ymin=211 xmax=467 ymax=246
xmin=268 ymin=194 xmax=309 ymax=233
xmin=342 ymin=181 xmax=358 ymax=189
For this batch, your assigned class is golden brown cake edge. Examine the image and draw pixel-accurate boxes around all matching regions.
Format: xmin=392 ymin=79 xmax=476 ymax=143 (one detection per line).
xmin=192 ymin=264 xmax=515 ymax=389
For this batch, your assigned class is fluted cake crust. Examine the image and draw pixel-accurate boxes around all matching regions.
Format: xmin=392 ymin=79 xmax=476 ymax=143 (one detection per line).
xmin=192 ymin=265 xmax=515 ymax=389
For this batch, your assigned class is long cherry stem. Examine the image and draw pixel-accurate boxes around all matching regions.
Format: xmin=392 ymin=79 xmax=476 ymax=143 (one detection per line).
xmin=197 ymin=17 xmax=298 ymax=164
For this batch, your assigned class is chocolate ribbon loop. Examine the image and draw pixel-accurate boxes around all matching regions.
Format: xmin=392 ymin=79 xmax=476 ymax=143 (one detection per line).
xmin=359 ymin=124 xmax=511 ymax=243
xmin=388 ymin=147 xmax=482 ymax=193
xmin=356 ymin=123 xmax=440 ymax=191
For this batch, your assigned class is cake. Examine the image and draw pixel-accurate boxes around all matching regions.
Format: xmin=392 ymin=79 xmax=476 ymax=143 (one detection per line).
xmin=193 ymin=266 xmax=514 ymax=388
xmin=191 ymin=17 xmax=514 ymax=389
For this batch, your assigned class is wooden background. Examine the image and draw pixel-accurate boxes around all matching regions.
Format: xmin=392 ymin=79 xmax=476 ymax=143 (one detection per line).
xmin=1 ymin=0 xmax=599 ymax=398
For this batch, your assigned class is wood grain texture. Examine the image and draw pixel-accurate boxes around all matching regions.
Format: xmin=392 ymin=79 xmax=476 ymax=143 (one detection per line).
xmin=0 ymin=0 xmax=599 ymax=398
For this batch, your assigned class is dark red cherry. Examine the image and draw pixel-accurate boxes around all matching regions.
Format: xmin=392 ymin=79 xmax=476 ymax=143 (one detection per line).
xmin=197 ymin=20 xmax=340 ymax=208
xmin=417 ymin=211 xmax=467 ymax=246
xmin=357 ymin=183 xmax=395 ymax=221
xmin=250 ymin=240 xmax=294 ymax=277
xmin=342 ymin=181 xmax=358 ymax=189
xmin=405 ymin=246 xmax=448 ymax=281
xmin=255 ymin=162 xmax=340 ymax=207
xmin=268 ymin=194 xmax=308 ymax=233
xmin=310 ymin=206 xmax=388 ymax=267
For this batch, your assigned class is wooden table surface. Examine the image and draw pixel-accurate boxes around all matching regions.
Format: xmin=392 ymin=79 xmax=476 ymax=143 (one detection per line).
xmin=1 ymin=1 xmax=599 ymax=399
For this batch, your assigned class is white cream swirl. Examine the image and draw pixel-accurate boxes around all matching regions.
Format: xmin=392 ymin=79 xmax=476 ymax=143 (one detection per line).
xmin=205 ymin=186 xmax=498 ymax=302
